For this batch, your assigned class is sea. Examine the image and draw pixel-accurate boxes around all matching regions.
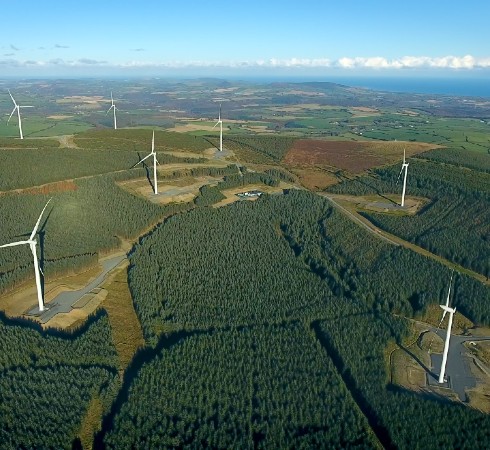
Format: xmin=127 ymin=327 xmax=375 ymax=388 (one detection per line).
xmin=328 ymin=76 xmax=490 ymax=98
xmin=243 ymin=75 xmax=490 ymax=99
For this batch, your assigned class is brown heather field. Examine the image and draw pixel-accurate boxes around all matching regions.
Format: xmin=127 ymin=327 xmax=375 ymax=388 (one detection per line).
xmin=284 ymin=140 xmax=440 ymax=174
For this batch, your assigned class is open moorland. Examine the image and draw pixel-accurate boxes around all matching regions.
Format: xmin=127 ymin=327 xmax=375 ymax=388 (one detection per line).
xmin=0 ymin=78 xmax=489 ymax=449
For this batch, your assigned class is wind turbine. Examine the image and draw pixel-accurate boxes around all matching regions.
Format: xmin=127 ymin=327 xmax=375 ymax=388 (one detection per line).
xmin=438 ymin=272 xmax=456 ymax=384
xmin=437 ymin=270 xmax=454 ymax=328
xmin=133 ymin=130 xmax=158 ymax=194
xmin=0 ymin=199 xmax=52 ymax=312
xmin=212 ymin=104 xmax=223 ymax=152
xmin=107 ymin=91 xmax=117 ymax=130
xmin=7 ymin=90 xmax=34 ymax=140
xmin=396 ymin=148 xmax=409 ymax=207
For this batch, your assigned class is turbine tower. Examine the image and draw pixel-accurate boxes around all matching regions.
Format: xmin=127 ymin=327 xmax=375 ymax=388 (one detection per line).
xmin=438 ymin=303 xmax=456 ymax=384
xmin=107 ymin=92 xmax=117 ymax=130
xmin=396 ymin=149 xmax=409 ymax=207
xmin=7 ymin=90 xmax=34 ymax=140
xmin=0 ymin=199 xmax=52 ymax=312
xmin=212 ymin=104 xmax=223 ymax=152
xmin=134 ymin=131 xmax=159 ymax=194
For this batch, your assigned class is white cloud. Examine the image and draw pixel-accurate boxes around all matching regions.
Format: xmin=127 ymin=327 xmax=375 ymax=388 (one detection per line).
xmin=1 ymin=55 xmax=490 ymax=72
xmin=334 ymin=55 xmax=490 ymax=70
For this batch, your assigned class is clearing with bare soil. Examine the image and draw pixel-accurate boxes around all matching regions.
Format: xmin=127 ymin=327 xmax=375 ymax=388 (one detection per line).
xmin=284 ymin=140 xmax=440 ymax=173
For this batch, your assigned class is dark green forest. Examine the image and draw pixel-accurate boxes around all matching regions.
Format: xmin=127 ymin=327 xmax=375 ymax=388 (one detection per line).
xmin=116 ymin=190 xmax=490 ymax=448
xmin=0 ymin=312 xmax=120 ymax=448
xmin=104 ymin=324 xmax=376 ymax=449
xmin=328 ymin=158 xmax=490 ymax=277
xmin=0 ymin=173 xmax=190 ymax=293
xmin=0 ymin=125 xmax=489 ymax=449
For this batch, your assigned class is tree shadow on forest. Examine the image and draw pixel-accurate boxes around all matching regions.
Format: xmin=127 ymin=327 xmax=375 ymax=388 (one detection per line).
xmin=0 ymin=308 xmax=108 ymax=340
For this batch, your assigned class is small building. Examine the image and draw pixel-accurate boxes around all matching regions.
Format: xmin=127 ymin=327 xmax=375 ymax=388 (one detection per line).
xmin=236 ymin=190 xmax=263 ymax=199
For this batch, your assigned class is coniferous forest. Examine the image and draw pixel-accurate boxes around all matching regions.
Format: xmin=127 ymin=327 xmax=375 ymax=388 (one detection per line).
xmin=0 ymin=115 xmax=489 ymax=448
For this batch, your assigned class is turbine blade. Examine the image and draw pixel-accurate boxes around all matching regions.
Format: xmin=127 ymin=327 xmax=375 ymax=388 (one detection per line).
xmin=8 ymin=89 xmax=17 ymax=106
xmin=152 ymin=130 xmax=155 ymax=153
xmin=133 ymin=153 xmax=152 ymax=167
xmin=396 ymin=167 xmax=403 ymax=184
xmin=445 ymin=270 xmax=454 ymax=308
xmin=212 ymin=121 xmax=219 ymax=129
xmin=30 ymin=198 xmax=52 ymax=240
xmin=0 ymin=240 xmax=30 ymax=248
xmin=107 ymin=105 xmax=114 ymax=114
xmin=7 ymin=107 xmax=16 ymax=124
xmin=441 ymin=310 xmax=448 ymax=323
xmin=403 ymin=148 xmax=406 ymax=164
xmin=20 ymin=105 xmax=34 ymax=108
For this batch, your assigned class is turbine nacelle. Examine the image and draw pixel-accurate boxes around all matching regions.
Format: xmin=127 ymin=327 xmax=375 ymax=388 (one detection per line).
xmin=397 ymin=148 xmax=409 ymax=206
xmin=6 ymin=89 xmax=34 ymax=139
xmin=133 ymin=131 xmax=158 ymax=194
xmin=106 ymin=92 xmax=117 ymax=129
xmin=440 ymin=304 xmax=456 ymax=314
xmin=213 ymin=104 xmax=223 ymax=151
xmin=0 ymin=198 xmax=52 ymax=312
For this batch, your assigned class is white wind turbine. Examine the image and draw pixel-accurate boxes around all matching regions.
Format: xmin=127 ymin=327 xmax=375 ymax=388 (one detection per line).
xmin=0 ymin=199 xmax=52 ymax=312
xmin=396 ymin=149 xmax=409 ymax=207
xmin=212 ymin=104 xmax=223 ymax=152
xmin=437 ymin=270 xmax=454 ymax=329
xmin=107 ymin=91 xmax=117 ymax=130
xmin=438 ymin=273 xmax=456 ymax=384
xmin=7 ymin=90 xmax=34 ymax=140
xmin=134 ymin=130 xmax=158 ymax=194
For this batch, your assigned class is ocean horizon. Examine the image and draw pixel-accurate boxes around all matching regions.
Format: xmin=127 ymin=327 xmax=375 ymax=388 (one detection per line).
xmin=248 ymin=75 xmax=490 ymax=99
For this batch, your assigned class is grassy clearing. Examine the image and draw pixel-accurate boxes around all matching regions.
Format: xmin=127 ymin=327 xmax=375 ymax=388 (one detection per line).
xmin=101 ymin=262 xmax=145 ymax=372
xmin=78 ymin=395 xmax=103 ymax=450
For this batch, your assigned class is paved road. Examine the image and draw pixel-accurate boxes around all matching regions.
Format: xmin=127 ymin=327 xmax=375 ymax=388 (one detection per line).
xmin=320 ymin=193 xmax=489 ymax=286
xmin=424 ymin=325 xmax=490 ymax=400
xmin=320 ymin=194 xmax=400 ymax=246
xmin=28 ymin=254 xmax=126 ymax=323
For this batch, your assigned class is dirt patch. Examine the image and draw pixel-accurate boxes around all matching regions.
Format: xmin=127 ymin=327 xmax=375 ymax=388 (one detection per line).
xmin=391 ymin=345 xmax=430 ymax=392
xmin=213 ymin=182 xmax=293 ymax=208
xmin=162 ymin=150 xmax=204 ymax=159
xmin=172 ymin=123 xmax=221 ymax=133
xmin=58 ymin=135 xmax=78 ymax=148
xmin=284 ymin=140 xmax=440 ymax=174
xmin=3 ymin=180 xmax=78 ymax=196
xmin=328 ymin=193 xmax=428 ymax=216
xmin=47 ymin=115 xmax=73 ymax=120
xmin=57 ymin=96 xmax=105 ymax=104
xmin=0 ymin=264 xmax=101 ymax=319
xmin=289 ymin=167 xmax=339 ymax=190
xmin=348 ymin=107 xmax=381 ymax=117
xmin=118 ymin=175 xmax=224 ymax=205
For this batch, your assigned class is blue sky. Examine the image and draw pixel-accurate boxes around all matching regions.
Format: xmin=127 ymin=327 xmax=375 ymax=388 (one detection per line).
xmin=1 ymin=0 xmax=489 ymax=78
